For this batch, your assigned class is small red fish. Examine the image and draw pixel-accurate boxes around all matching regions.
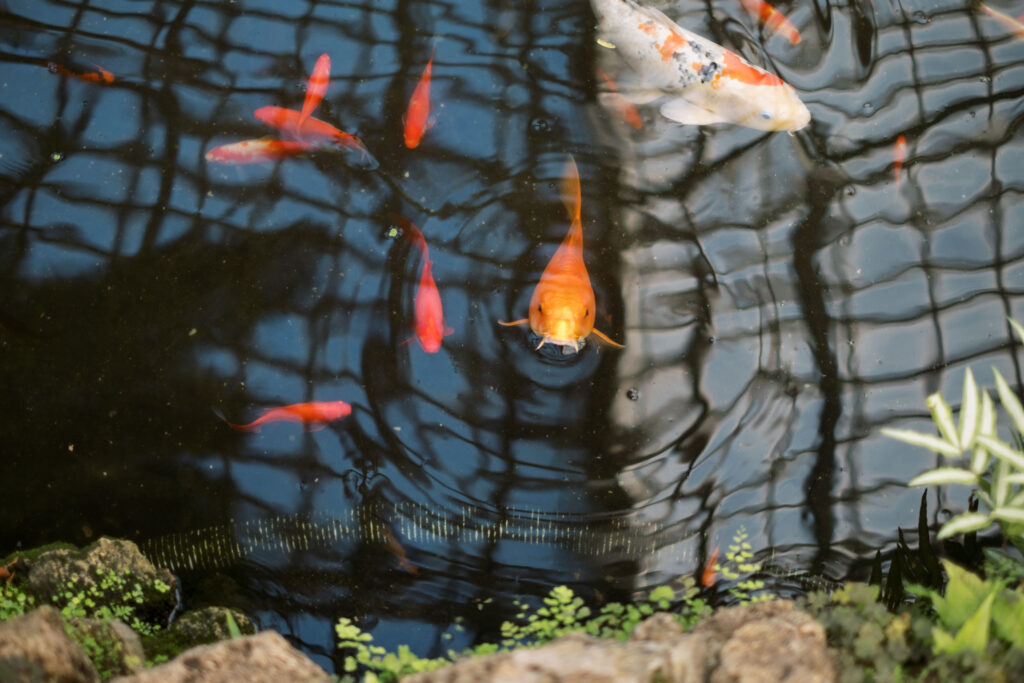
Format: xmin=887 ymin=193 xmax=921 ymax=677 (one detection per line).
xmin=596 ymin=67 xmax=643 ymax=130
xmin=216 ymin=400 xmax=352 ymax=432
xmin=205 ymin=138 xmax=312 ymax=164
xmin=893 ymin=134 xmax=907 ymax=185
xmin=404 ymin=48 xmax=435 ymax=149
xmin=299 ymin=53 xmax=331 ymax=134
xmin=382 ymin=526 xmax=419 ymax=575
xmin=738 ymin=0 xmax=802 ymax=45
xmin=45 ymin=60 xmax=115 ymax=84
xmin=499 ymin=157 xmax=624 ymax=351
xmin=253 ymin=106 xmax=368 ymax=153
xmin=395 ymin=216 xmax=453 ymax=353
xmin=701 ymin=544 xmax=720 ymax=587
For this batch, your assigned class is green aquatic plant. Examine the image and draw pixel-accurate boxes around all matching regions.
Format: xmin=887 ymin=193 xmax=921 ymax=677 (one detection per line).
xmin=53 ymin=570 xmax=170 ymax=637
xmin=0 ymin=582 xmax=34 ymax=621
xmin=882 ymin=319 xmax=1024 ymax=551
xmin=717 ymin=526 xmax=770 ymax=603
xmin=336 ymin=581 xmax=709 ymax=682
xmin=907 ymin=559 xmax=1024 ymax=656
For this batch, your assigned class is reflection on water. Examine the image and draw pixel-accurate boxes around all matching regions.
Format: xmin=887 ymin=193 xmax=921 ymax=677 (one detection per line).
xmin=1 ymin=0 xmax=1023 ymax=673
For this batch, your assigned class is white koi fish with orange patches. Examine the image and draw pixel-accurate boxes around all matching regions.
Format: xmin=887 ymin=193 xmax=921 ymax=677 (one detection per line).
xmin=499 ymin=158 xmax=624 ymax=352
xmin=589 ymin=0 xmax=810 ymax=131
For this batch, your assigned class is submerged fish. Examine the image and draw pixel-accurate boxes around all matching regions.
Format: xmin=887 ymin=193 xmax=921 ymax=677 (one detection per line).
xmin=701 ymin=544 xmax=720 ymax=586
xmin=45 ymin=60 xmax=114 ymax=84
xmin=404 ymin=47 xmax=435 ymax=149
xmin=893 ymin=134 xmax=907 ymax=185
xmin=395 ymin=216 xmax=453 ymax=353
xmin=216 ymin=400 xmax=352 ymax=432
xmin=597 ymin=66 xmax=644 ymax=130
xmin=253 ymin=106 xmax=369 ymax=153
xmin=500 ymin=157 xmax=624 ymax=352
xmin=205 ymin=138 xmax=312 ymax=164
xmin=738 ymin=0 xmax=802 ymax=45
xmin=978 ymin=2 xmax=1024 ymax=39
xmin=589 ymin=0 xmax=810 ymax=131
xmin=299 ymin=53 xmax=331 ymax=134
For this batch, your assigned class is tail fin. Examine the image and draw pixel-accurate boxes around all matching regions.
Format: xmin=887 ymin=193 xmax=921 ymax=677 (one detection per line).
xmin=299 ymin=53 xmax=331 ymax=133
xmin=560 ymin=156 xmax=582 ymax=230
xmin=212 ymin=407 xmax=258 ymax=433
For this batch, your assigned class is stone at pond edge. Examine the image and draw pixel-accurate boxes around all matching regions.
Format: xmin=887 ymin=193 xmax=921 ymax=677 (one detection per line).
xmin=169 ymin=606 xmax=256 ymax=648
xmin=110 ymin=631 xmax=330 ymax=683
xmin=0 ymin=605 xmax=100 ymax=683
xmin=402 ymin=599 xmax=836 ymax=683
xmin=21 ymin=537 xmax=178 ymax=625
xmin=68 ymin=616 xmax=148 ymax=678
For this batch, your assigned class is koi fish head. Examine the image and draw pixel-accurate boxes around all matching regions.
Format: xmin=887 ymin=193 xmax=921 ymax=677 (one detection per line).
xmin=706 ymin=51 xmax=810 ymax=132
xmin=528 ymin=281 xmax=596 ymax=351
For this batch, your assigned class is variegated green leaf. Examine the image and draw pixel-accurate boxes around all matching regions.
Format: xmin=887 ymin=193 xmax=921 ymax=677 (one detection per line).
xmin=993 ymin=368 xmax=1024 ymax=437
xmin=927 ymin=393 xmax=960 ymax=448
xmin=909 ymin=468 xmax=979 ymax=487
xmin=991 ymin=507 xmax=1024 ymax=525
xmin=971 ymin=391 xmax=996 ymax=474
xmin=937 ymin=512 xmax=993 ymax=539
xmin=975 ymin=489 xmax=995 ymax=509
xmin=1003 ymin=473 xmax=1024 ymax=484
xmin=994 ymin=457 xmax=1011 ymax=506
xmin=881 ymin=428 xmax=962 ymax=456
xmin=1009 ymin=317 xmax=1024 ymax=344
xmin=976 ymin=435 xmax=1024 ymax=472
xmin=958 ymin=368 xmax=979 ymax=450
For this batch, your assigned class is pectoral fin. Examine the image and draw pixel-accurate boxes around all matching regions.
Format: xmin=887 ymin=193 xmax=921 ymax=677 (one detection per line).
xmin=659 ymin=98 xmax=728 ymax=126
xmin=591 ymin=328 xmax=625 ymax=349
xmin=498 ymin=319 xmax=529 ymax=327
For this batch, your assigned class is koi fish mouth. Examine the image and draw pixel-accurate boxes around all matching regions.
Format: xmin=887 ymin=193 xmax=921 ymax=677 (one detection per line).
xmin=536 ymin=334 xmax=582 ymax=353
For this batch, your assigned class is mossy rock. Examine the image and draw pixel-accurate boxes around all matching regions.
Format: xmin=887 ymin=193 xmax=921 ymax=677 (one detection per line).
xmin=67 ymin=617 xmax=147 ymax=679
xmin=19 ymin=537 xmax=178 ymax=627
xmin=143 ymin=607 xmax=255 ymax=663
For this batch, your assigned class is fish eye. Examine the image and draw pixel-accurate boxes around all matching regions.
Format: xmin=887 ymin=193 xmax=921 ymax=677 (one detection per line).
xmin=584 ymin=308 xmax=590 ymax=316
xmin=537 ymin=304 xmax=542 ymax=313
xmin=760 ymin=110 xmax=773 ymax=120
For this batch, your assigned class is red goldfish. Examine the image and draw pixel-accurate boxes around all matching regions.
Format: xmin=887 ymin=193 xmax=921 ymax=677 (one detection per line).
xmin=299 ymin=53 xmax=330 ymax=133
xmin=499 ymin=158 xmax=624 ymax=352
xmin=701 ymin=544 xmax=720 ymax=587
xmin=253 ymin=106 xmax=369 ymax=154
xmin=596 ymin=66 xmax=643 ymax=130
xmin=395 ymin=216 xmax=453 ymax=353
xmin=45 ymin=60 xmax=114 ymax=84
xmin=404 ymin=48 xmax=435 ymax=149
xmin=216 ymin=400 xmax=352 ymax=432
xmin=893 ymin=134 xmax=907 ymax=185
xmin=738 ymin=0 xmax=802 ymax=45
xmin=205 ymin=138 xmax=311 ymax=164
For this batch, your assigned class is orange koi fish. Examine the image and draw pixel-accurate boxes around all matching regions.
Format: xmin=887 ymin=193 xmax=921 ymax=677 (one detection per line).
xmin=978 ymin=2 xmax=1024 ymax=39
xmin=499 ymin=158 xmax=624 ymax=352
xmin=596 ymin=66 xmax=643 ymax=130
xmin=738 ymin=0 xmax=802 ymax=45
xmin=404 ymin=48 xmax=435 ymax=149
xmin=205 ymin=138 xmax=311 ymax=164
xmin=382 ymin=525 xmax=419 ymax=575
xmin=893 ymin=134 xmax=907 ymax=185
xmin=253 ymin=106 xmax=368 ymax=153
xmin=299 ymin=53 xmax=330 ymax=133
xmin=395 ymin=216 xmax=453 ymax=353
xmin=45 ymin=60 xmax=114 ymax=84
xmin=216 ymin=400 xmax=352 ymax=432
xmin=701 ymin=544 xmax=720 ymax=587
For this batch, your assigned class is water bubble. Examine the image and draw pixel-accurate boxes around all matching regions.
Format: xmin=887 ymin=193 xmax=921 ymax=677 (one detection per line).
xmin=529 ymin=117 xmax=552 ymax=134
xmin=846 ymin=187 xmax=856 ymax=196
xmin=626 ymin=388 xmax=640 ymax=401
xmin=708 ymin=335 xmax=717 ymax=344
xmin=911 ymin=11 xmax=929 ymax=24
xmin=979 ymin=75 xmax=991 ymax=83
xmin=50 ymin=152 xmax=64 ymax=162
xmin=969 ymin=110 xmax=976 ymax=118
xmin=862 ymin=102 xmax=873 ymax=113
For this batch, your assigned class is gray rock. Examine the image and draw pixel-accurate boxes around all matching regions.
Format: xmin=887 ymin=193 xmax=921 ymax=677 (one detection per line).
xmin=22 ymin=537 xmax=178 ymax=625
xmin=169 ymin=606 xmax=256 ymax=648
xmin=0 ymin=605 xmax=100 ymax=682
xmin=110 ymin=631 xmax=330 ymax=683
xmin=67 ymin=617 xmax=147 ymax=678
xmin=403 ymin=600 xmax=834 ymax=683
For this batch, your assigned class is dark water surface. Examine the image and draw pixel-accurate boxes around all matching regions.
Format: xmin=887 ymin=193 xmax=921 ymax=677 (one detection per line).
xmin=2 ymin=0 xmax=1023 ymax=672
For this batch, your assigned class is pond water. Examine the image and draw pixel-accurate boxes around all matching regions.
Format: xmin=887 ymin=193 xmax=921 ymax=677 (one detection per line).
xmin=2 ymin=0 xmax=1023 ymax=673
